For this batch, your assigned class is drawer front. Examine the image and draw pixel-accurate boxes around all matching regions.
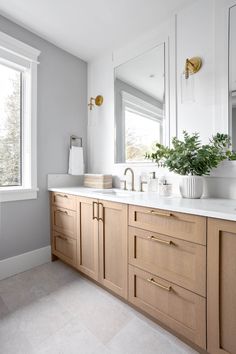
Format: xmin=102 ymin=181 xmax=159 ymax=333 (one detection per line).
xmin=129 ymin=265 xmax=206 ymax=349
xmin=52 ymin=206 xmax=77 ymax=239
xmin=129 ymin=205 xmax=206 ymax=245
xmin=51 ymin=192 xmax=76 ymax=211
xmin=52 ymin=231 xmax=76 ymax=267
xmin=129 ymin=227 xmax=206 ymax=296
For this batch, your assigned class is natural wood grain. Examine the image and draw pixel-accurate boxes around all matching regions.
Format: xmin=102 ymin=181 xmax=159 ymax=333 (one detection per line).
xmin=98 ymin=200 xmax=128 ymax=299
xmin=207 ymin=218 xmax=236 ymax=354
xmin=129 ymin=205 xmax=206 ymax=245
xmin=76 ymin=197 xmax=99 ymax=281
xmin=52 ymin=206 xmax=77 ymax=239
xmin=129 ymin=226 xmax=206 ymax=296
xmin=52 ymin=231 xmax=77 ymax=267
xmin=129 ymin=265 xmax=206 ymax=349
xmin=51 ymin=192 xmax=77 ymax=211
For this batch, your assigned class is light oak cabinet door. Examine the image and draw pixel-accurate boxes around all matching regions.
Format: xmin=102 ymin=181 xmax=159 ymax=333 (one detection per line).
xmin=52 ymin=231 xmax=77 ymax=267
xmin=129 ymin=205 xmax=206 ymax=245
xmin=77 ymin=197 xmax=99 ymax=281
xmin=207 ymin=218 xmax=236 ymax=354
xmin=98 ymin=200 xmax=128 ymax=299
xmin=129 ymin=265 xmax=206 ymax=349
xmin=52 ymin=206 xmax=77 ymax=239
xmin=129 ymin=226 xmax=206 ymax=296
xmin=51 ymin=192 xmax=76 ymax=211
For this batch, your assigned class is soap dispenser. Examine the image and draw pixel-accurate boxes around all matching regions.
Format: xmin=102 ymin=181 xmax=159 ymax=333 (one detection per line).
xmin=147 ymin=172 xmax=158 ymax=192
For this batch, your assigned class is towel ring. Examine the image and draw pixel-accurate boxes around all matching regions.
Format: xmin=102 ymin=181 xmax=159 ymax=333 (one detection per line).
xmin=70 ymin=135 xmax=82 ymax=148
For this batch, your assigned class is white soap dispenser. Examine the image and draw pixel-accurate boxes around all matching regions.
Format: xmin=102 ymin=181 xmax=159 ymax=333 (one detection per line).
xmin=147 ymin=172 xmax=158 ymax=192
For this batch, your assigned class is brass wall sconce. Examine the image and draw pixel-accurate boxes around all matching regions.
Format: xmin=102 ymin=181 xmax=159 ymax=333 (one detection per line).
xmin=88 ymin=95 xmax=104 ymax=110
xmin=184 ymin=57 xmax=202 ymax=79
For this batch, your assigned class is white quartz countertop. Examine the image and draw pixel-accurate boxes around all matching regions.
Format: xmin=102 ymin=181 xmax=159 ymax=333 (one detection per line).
xmin=48 ymin=187 xmax=236 ymax=222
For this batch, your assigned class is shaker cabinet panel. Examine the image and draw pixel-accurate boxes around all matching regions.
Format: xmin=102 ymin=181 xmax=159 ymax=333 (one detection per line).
xmin=129 ymin=205 xmax=206 ymax=245
xmin=129 ymin=226 xmax=206 ymax=296
xmin=207 ymin=218 xmax=236 ymax=354
xmin=76 ymin=197 xmax=99 ymax=281
xmin=98 ymin=200 xmax=128 ymax=298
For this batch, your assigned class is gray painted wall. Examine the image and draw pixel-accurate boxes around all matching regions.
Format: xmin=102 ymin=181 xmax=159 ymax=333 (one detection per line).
xmin=0 ymin=16 xmax=87 ymax=260
xmin=232 ymin=107 xmax=236 ymax=151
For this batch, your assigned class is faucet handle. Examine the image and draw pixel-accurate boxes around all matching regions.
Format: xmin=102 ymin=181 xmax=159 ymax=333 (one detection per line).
xmin=140 ymin=180 xmax=148 ymax=192
xmin=120 ymin=179 xmax=127 ymax=190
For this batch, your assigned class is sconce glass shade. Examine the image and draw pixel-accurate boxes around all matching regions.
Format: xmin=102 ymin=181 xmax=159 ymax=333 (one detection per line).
xmin=181 ymin=72 xmax=195 ymax=103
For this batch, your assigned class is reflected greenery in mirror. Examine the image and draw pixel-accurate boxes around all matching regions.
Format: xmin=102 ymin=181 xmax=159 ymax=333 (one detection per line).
xmin=114 ymin=44 xmax=165 ymax=163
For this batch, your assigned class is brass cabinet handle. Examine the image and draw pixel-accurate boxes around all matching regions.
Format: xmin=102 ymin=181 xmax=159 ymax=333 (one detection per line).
xmin=56 ymin=209 xmax=68 ymax=215
xmin=92 ymin=201 xmax=98 ymax=220
xmin=149 ymin=210 xmax=172 ymax=217
xmin=55 ymin=234 xmax=68 ymax=241
xmin=98 ymin=202 xmax=104 ymax=222
xmin=148 ymin=236 xmax=175 ymax=246
xmin=55 ymin=193 xmax=68 ymax=198
xmin=147 ymin=278 xmax=172 ymax=292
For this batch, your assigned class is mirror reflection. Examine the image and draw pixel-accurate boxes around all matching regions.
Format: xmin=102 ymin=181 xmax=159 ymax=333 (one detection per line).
xmin=229 ymin=5 xmax=236 ymax=150
xmin=114 ymin=44 xmax=165 ymax=163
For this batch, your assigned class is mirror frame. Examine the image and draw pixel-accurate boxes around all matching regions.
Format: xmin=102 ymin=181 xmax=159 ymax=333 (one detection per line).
xmin=112 ymin=21 xmax=176 ymax=165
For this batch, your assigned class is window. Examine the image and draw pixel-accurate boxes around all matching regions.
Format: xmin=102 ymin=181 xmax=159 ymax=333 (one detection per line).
xmin=122 ymin=91 xmax=164 ymax=163
xmin=0 ymin=31 xmax=40 ymax=202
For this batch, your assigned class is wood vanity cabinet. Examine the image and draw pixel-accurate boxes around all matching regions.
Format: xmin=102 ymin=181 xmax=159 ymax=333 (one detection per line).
xmin=76 ymin=196 xmax=128 ymax=299
xmin=76 ymin=197 xmax=99 ymax=281
xmin=128 ymin=204 xmax=207 ymax=349
xmin=207 ymin=218 xmax=236 ymax=354
xmin=50 ymin=192 xmax=77 ymax=267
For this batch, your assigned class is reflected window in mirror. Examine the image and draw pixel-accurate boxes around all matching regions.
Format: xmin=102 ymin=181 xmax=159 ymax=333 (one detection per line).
xmin=114 ymin=44 xmax=165 ymax=163
xmin=229 ymin=5 xmax=236 ymax=150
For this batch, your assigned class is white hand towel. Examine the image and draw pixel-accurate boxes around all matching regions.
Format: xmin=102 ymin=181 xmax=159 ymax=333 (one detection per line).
xmin=68 ymin=146 xmax=84 ymax=175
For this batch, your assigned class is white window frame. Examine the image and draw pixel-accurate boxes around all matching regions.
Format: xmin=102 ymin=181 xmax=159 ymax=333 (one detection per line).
xmin=121 ymin=91 xmax=164 ymax=163
xmin=0 ymin=31 xmax=40 ymax=202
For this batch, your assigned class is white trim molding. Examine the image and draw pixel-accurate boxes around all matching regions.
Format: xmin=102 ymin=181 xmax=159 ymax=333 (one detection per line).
xmin=0 ymin=31 xmax=40 ymax=202
xmin=0 ymin=246 xmax=51 ymax=281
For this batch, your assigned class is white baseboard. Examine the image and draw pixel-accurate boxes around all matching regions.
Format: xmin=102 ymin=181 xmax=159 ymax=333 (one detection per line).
xmin=0 ymin=246 xmax=51 ymax=281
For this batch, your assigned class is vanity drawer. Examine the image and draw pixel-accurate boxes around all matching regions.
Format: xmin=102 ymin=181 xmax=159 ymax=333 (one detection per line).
xmin=129 ymin=227 xmax=206 ymax=296
xmin=128 ymin=205 xmax=206 ymax=245
xmin=52 ymin=231 xmax=77 ymax=267
xmin=52 ymin=206 xmax=77 ymax=239
xmin=129 ymin=265 xmax=206 ymax=349
xmin=51 ymin=192 xmax=77 ymax=211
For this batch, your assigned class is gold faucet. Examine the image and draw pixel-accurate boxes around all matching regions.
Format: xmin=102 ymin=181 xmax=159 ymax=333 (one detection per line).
xmin=124 ymin=167 xmax=135 ymax=191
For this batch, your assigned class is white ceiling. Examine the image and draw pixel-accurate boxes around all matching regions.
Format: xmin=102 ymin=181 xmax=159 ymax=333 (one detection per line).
xmin=0 ymin=0 xmax=195 ymax=61
xmin=115 ymin=43 xmax=165 ymax=101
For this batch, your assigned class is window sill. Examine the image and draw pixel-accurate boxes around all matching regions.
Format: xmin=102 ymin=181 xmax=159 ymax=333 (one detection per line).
xmin=0 ymin=187 xmax=39 ymax=202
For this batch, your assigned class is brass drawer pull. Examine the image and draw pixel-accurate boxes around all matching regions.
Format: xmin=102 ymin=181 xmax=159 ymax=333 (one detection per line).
xmin=55 ymin=193 xmax=68 ymax=198
xmin=56 ymin=209 xmax=68 ymax=215
xmin=147 ymin=278 xmax=172 ymax=292
xmin=92 ymin=201 xmax=98 ymax=220
xmin=98 ymin=202 xmax=104 ymax=222
xmin=148 ymin=236 xmax=175 ymax=246
xmin=55 ymin=234 xmax=68 ymax=241
xmin=149 ymin=210 xmax=172 ymax=217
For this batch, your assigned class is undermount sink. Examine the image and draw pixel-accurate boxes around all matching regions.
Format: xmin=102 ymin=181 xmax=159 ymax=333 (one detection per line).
xmin=93 ymin=189 xmax=133 ymax=197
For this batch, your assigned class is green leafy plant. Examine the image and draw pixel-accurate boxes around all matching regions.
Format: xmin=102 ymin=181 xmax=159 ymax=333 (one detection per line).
xmin=145 ymin=131 xmax=236 ymax=176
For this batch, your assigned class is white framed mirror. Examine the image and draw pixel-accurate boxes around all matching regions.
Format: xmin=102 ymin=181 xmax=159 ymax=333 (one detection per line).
xmin=114 ymin=40 xmax=169 ymax=164
xmin=229 ymin=4 xmax=236 ymax=150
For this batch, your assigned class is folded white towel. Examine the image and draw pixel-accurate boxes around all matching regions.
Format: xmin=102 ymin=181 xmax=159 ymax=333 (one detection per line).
xmin=68 ymin=146 xmax=84 ymax=175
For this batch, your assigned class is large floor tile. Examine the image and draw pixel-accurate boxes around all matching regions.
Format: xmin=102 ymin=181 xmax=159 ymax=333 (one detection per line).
xmin=35 ymin=317 xmax=110 ymax=354
xmin=107 ymin=317 xmax=198 ymax=354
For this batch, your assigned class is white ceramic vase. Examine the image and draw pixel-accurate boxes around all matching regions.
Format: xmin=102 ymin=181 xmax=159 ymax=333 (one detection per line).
xmin=179 ymin=175 xmax=203 ymax=199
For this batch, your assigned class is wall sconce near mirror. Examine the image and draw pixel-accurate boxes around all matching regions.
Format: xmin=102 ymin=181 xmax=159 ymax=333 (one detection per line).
xmin=184 ymin=57 xmax=202 ymax=79
xmin=181 ymin=57 xmax=202 ymax=104
xmin=88 ymin=95 xmax=104 ymax=110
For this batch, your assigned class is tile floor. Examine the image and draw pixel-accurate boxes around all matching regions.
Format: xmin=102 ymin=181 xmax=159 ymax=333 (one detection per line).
xmin=0 ymin=260 xmax=199 ymax=354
